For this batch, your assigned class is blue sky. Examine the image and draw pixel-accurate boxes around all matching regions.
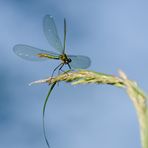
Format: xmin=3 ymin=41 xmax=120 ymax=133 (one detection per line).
xmin=1 ymin=0 xmax=148 ymax=148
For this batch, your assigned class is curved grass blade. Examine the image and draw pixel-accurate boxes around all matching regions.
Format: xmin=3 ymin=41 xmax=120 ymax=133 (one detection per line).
xmin=68 ymin=55 xmax=91 ymax=69
xmin=43 ymin=15 xmax=63 ymax=53
xmin=13 ymin=44 xmax=60 ymax=61
xmin=43 ymin=82 xmax=57 ymax=148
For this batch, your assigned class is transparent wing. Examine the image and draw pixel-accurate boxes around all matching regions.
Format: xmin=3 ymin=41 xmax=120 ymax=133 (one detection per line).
xmin=43 ymin=15 xmax=63 ymax=53
xmin=68 ymin=55 xmax=91 ymax=69
xmin=13 ymin=44 xmax=59 ymax=61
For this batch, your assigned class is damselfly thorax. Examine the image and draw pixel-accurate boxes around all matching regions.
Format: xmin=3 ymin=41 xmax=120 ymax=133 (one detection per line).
xmin=59 ymin=54 xmax=72 ymax=64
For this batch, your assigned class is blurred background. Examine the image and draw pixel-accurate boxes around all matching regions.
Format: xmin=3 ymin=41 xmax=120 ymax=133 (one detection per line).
xmin=0 ymin=0 xmax=148 ymax=148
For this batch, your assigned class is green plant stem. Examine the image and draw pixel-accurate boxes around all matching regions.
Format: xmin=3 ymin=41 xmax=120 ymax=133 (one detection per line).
xmin=42 ymin=82 xmax=57 ymax=148
xmin=31 ymin=69 xmax=148 ymax=148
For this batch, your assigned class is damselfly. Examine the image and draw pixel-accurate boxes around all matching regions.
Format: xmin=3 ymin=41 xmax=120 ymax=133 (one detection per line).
xmin=13 ymin=15 xmax=91 ymax=75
